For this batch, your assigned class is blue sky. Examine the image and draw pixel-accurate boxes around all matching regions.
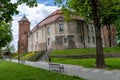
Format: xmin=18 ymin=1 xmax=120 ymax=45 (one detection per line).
xmin=11 ymin=0 xmax=58 ymax=51
xmin=37 ymin=0 xmax=55 ymax=6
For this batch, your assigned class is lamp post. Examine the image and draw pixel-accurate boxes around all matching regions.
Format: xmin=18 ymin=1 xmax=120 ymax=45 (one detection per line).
xmin=18 ymin=45 xmax=23 ymax=63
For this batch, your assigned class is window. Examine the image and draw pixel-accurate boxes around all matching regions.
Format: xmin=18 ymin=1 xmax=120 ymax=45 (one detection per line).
xmin=87 ymin=26 xmax=89 ymax=32
xmin=48 ymin=38 xmax=50 ymax=45
xmin=42 ymin=29 xmax=44 ymax=37
xmin=77 ymin=23 xmax=82 ymax=33
xmin=91 ymin=26 xmax=94 ymax=31
xmin=80 ymin=36 xmax=83 ymax=43
xmin=88 ymin=36 xmax=90 ymax=43
xmin=59 ymin=24 xmax=64 ymax=32
xmin=63 ymin=37 xmax=68 ymax=45
xmin=36 ymin=32 xmax=38 ymax=39
xmin=93 ymin=36 xmax=95 ymax=43
xmin=47 ymin=27 xmax=50 ymax=35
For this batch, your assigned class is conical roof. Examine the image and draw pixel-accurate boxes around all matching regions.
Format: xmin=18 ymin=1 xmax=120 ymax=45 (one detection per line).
xmin=19 ymin=15 xmax=29 ymax=21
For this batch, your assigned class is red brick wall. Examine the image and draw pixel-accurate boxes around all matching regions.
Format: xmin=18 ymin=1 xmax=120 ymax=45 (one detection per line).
xmin=18 ymin=21 xmax=30 ymax=53
xmin=102 ymin=25 xmax=117 ymax=47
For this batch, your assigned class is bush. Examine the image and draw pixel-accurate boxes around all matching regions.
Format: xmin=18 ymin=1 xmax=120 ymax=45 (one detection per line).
xmin=118 ymin=41 xmax=120 ymax=47
xmin=27 ymin=51 xmax=45 ymax=61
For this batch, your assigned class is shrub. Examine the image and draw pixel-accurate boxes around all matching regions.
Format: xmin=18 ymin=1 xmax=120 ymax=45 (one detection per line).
xmin=27 ymin=51 xmax=45 ymax=61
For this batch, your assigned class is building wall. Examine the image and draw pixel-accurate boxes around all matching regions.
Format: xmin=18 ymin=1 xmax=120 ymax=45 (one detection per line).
xmin=102 ymin=25 xmax=117 ymax=47
xmin=28 ymin=20 xmax=117 ymax=52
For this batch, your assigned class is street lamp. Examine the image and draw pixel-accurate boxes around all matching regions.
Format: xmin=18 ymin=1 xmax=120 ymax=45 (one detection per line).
xmin=18 ymin=45 xmax=23 ymax=63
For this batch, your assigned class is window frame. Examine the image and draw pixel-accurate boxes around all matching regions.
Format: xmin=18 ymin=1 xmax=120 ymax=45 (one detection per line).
xmin=63 ymin=36 xmax=68 ymax=45
xmin=59 ymin=24 xmax=64 ymax=32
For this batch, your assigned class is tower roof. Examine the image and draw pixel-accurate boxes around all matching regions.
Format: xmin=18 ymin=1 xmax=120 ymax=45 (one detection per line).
xmin=19 ymin=15 xmax=29 ymax=21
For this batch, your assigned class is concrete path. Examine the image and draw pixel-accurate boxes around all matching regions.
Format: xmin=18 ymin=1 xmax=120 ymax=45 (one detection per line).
xmin=7 ymin=59 xmax=120 ymax=80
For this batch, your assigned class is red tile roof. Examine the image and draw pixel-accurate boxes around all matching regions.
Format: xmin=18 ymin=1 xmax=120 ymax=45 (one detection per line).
xmin=30 ymin=9 xmax=84 ymax=33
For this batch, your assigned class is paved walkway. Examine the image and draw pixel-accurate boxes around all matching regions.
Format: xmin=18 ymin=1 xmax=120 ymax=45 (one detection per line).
xmin=7 ymin=59 xmax=120 ymax=80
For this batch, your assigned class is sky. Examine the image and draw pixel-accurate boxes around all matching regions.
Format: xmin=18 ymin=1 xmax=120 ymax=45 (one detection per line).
xmin=11 ymin=0 xmax=58 ymax=51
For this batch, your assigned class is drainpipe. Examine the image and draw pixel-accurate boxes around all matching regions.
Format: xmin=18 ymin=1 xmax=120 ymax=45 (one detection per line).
xmin=45 ymin=24 xmax=47 ymax=52
xmin=82 ymin=22 xmax=86 ymax=48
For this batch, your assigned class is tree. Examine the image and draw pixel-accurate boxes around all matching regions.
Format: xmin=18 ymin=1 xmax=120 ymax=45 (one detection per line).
xmin=54 ymin=0 xmax=120 ymax=68
xmin=0 ymin=0 xmax=37 ymax=23
xmin=100 ymin=0 xmax=120 ymax=47
xmin=0 ymin=0 xmax=37 ymax=53
xmin=3 ymin=43 xmax=16 ymax=53
xmin=115 ymin=18 xmax=120 ymax=41
xmin=0 ymin=22 xmax=13 ymax=54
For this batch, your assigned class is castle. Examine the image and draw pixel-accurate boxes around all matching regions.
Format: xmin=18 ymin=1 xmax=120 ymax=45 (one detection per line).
xmin=18 ymin=9 xmax=117 ymax=53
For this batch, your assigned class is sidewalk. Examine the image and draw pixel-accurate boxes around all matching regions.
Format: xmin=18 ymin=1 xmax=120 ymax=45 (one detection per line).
xmin=8 ymin=59 xmax=120 ymax=80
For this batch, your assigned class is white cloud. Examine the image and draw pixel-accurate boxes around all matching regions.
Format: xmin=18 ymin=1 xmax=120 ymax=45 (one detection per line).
xmin=10 ymin=0 xmax=17 ymax=3
xmin=11 ymin=3 xmax=58 ymax=51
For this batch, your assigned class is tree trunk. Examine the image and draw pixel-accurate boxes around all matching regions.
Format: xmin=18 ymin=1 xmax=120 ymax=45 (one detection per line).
xmin=90 ymin=0 xmax=105 ymax=68
xmin=107 ymin=25 xmax=112 ymax=47
xmin=82 ymin=22 xmax=86 ymax=48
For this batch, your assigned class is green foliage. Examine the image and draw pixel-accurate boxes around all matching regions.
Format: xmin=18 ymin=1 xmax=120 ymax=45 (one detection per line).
xmin=0 ymin=60 xmax=84 ymax=80
xmin=118 ymin=41 xmax=120 ymax=47
xmin=2 ymin=43 xmax=16 ymax=53
xmin=52 ymin=58 xmax=120 ymax=69
xmin=55 ymin=0 xmax=120 ymax=25
xmin=0 ymin=0 xmax=37 ymax=23
xmin=12 ymin=51 xmax=45 ymax=61
xmin=0 ymin=22 xmax=12 ymax=48
xmin=54 ymin=0 xmax=120 ymax=68
xmin=100 ymin=0 xmax=120 ymax=25
xmin=115 ymin=18 xmax=120 ymax=41
xmin=26 ymin=51 xmax=45 ymax=61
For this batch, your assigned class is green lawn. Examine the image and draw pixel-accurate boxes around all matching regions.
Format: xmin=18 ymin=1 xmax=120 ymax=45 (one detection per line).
xmin=51 ymin=47 xmax=120 ymax=56
xmin=0 ymin=60 xmax=84 ymax=80
xmin=51 ymin=58 xmax=120 ymax=69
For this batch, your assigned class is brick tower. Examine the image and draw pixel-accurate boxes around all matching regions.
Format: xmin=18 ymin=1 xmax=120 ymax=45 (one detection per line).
xmin=18 ymin=15 xmax=30 ymax=53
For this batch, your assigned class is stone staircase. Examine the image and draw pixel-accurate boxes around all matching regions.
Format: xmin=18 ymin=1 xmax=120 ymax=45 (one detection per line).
xmin=37 ymin=48 xmax=52 ymax=61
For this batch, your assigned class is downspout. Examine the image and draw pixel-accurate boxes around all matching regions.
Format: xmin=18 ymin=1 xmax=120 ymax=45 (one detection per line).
xmin=82 ymin=22 xmax=86 ymax=48
xmin=45 ymin=24 xmax=47 ymax=52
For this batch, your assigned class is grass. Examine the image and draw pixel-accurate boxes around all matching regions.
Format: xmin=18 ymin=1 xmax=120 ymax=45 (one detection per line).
xmin=0 ymin=60 xmax=84 ymax=80
xmin=51 ymin=47 xmax=120 ymax=56
xmin=51 ymin=58 xmax=120 ymax=69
